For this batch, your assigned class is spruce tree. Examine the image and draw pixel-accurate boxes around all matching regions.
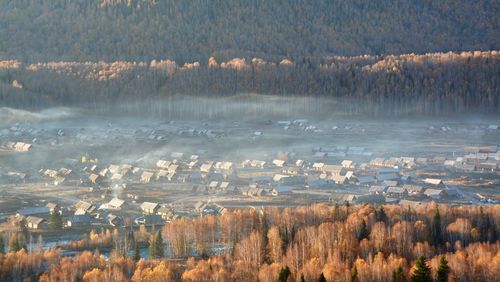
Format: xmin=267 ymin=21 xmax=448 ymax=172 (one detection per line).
xmin=155 ymin=231 xmax=164 ymax=258
xmin=278 ymin=266 xmax=291 ymax=282
xmin=49 ymin=211 xmax=63 ymax=229
xmin=132 ymin=234 xmax=140 ymax=261
xmin=300 ymin=274 xmax=306 ymax=282
xmin=393 ymin=265 xmax=406 ymax=282
xmin=0 ymin=235 xmax=4 ymax=255
xmin=318 ymin=273 xmax=327 ymax=282
xmin=431 ymin=207 xmax=443 ymax=246
xmin=437 ymin=255 xmax=450 ymax=282
xmin=411 ymin=256 xmax=432 ymax=282
xmin=377 ymin=206 xmax=387 ymax=222
xmin=358 ymin=219 xmax=369 ymax=241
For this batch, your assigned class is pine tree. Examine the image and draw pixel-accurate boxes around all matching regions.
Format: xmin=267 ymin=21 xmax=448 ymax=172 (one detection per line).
xmin=155 ymin=231 xmax=164 ymax=258
xmin=431 ymin=207 xmax=443 ymax=246
xmin=49 ymin=211 xmax=63 ymax=230
xmin=278 ymin=266 xmax=291 ymax=282
xmin=318 ymin=273 xmax=327 ymax=282
xmin=437 ymin=255 xmax=450 ymax=282
xmin=300 ymin=274 xmax=306 ymax=282
xmin=358 ymin=219 xmax=369 ymax=241
xmin=411 ymin=256 xmax=432 ymax=282
xmin=393 ymin=265 xmax=406 ymax=282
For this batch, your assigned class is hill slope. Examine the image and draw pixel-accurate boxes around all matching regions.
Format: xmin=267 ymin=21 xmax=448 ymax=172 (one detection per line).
xmin=0 ymin=0 xmax=499 ymax=62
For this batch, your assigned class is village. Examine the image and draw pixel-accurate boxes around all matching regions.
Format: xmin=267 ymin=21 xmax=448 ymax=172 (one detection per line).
xmin=0 ymin=114 xmax=499 ymax=247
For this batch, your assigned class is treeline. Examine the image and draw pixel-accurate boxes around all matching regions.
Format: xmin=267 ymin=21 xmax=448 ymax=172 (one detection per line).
xmin=0 ymin=51 xmax=499 ymax=115
xmin=0 ymin=203 xmax=499 ymax=281
xmin=0 ymin=0 xmax=499 ymax=62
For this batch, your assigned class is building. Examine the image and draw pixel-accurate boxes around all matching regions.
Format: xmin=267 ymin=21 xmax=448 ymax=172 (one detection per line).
xmin=140 ymin=202 xmax=160 ymax=214
xmin=26 ymin=216 xmax=47 ymax=229
xmin=424 ymin=188 xmax=445 ymax=200
xmin=104 ymin=198 xmax=127 ymax=210
xmin=16 ymin=207 xmax=50 ymax=217
xmin=67 ymin=215 xmax=91 ymax=227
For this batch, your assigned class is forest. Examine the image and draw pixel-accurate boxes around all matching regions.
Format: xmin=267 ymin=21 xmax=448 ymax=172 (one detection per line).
xmin=0 ymin=203 xmax=499 ymax=281
xmin=1 ymin=51 xmax=499 ymax=115
xmin=0 ymin=0 xmax=498 ymax=62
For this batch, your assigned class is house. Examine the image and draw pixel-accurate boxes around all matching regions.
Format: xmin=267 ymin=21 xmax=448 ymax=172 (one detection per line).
xmin=200 ymin=162 xmax=213 ymax=173
xmin=46 ymin=203 xmax=61 ymax=213
xmin=355 ymin=175 xmax=376 ymax=186
xmin=140 ymin=202 xmax=160 ymax=214
xmin=330 ymin=175 xmax=348 ymax=185
xmin=26 ymin=216 xmax=47 ymax=229
xmin=108 ymin=214 xmax=123 ymax=227
xmin=355 ymin=194 xmax=385 ymax=204
xmin=424 ymin=188 xmax=445 ymax=200
xmin=369 ymin=185 xmax=387 ymax=194
xmin=89 ymin=173 xmax=102 ymax=184
xmin=219 ymin=182 xmax=230 ymax=190
xmin=156 ymin=160 xmax=172 ymax=169
xmin=295 ymin=160 xmax=305 ymax=167
xmin=157 ymin=206 xmax=176 ymax=220
xmin=16 ymin=207 xmax=50 ymax=217
xmin=377 ymin=173 xmax=399 ymax=181
xmin=140 ymin=171 xmax=154 ymax=183
xmin=104 ymin=198 xmax=126 ymax=210
xmin=67 ymin=215 xmax=91 ymax=227
xmin=75 ymin=201 xmax=97 ymax=214
xmin=312 ymin=162 xmax=325 ymax=171
xmin=208 ymin=181 xmax=219 ymax=191
xmin=385 ymin=187 xmax=408 ymax=198
xmin=272 ymin=184 xmax=293 ymax=195
xmin=341 ymin=160 xmax=354 ymax=169
xmin=272 ymin=159 xmax=286 ymax=167
xmin=135 ymin=215 xmax=164 ymax=226
xmin=322 ymin=165 xmax=345 ymax=176
xmin=403 ymin=184 xmax=425 ymax=197
xmin=424 ymin=178 xmax=446 ymax=188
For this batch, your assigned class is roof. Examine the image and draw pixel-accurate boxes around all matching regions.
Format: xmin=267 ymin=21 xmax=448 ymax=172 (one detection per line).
xmin=424 ymin=178 xmax=444 ymax=185
xmin=26 ymin=216 xmax=45 ymax=225
xmin=17 ymin=207 xmax=50 ymax=216
xmin=75 ymin=201 xmax=95 ymax=213
xmin=424 ymin=188 xmax=444 ymax=196
xmin=141 ymin=202 xmax=159 ymax=211
xmin=377 ymin=173 xmax=399 ymax=181
xmin=386 ymin=187 xmax=406 ymax=194
xmin=69 ymin=215 xmax=91 ymax=223
xmin=403 ymin=184 xmax=424 ymax=193
xmin=108 ymin=198 xmax=125 ymax=208
xmin=356 ymin=175 xmax=376 ymax=184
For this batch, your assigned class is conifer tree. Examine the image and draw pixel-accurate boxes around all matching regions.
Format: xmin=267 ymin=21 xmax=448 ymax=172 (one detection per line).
xmin=278 ymin=266 xmax=291 ymax=282
xmin=318 ymin=273 xmax=327 ymax=282
xmin=437 ymin=255 xmax=450 ymax=282
xmin=411 ymin=256 xmax=432 ymax=282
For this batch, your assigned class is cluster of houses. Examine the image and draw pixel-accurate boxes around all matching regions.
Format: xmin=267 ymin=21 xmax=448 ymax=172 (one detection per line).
xmin=0 ymin=141 xmax=32 ymax=152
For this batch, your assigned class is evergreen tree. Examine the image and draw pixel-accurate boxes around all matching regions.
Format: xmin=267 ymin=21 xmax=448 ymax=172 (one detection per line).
xmin=431 ymin=207 xmax=443 ymax=246
xmin=154 ymin=231 xmax=164 ymax=258
xmin=278 ymin=266 xmax=291 ymax=282
xmin=377 ymin=206 xmax=387 ymax=222
xmin=49 ymin=211 xmax=63 ymax=230
xmin=318 ymin=273 xmax=327 ymax=282
xmin=411 ymin=256 xmax=432 ymax=282
xmin=437 ymin=255 xmax=450 ymax=282
xmin=358 ymin=219 xmax=369 ymax=241
xmin=351 ymin=265 xmax=358 ymax=282
xmin=300 ymin=274 xmax=306 ymax=282
xmin=0 ymin=235 xmax=4 ymax=254
xmin=149 ymin=234 xmax=156 ymax=259
xmin=393 ymin=265 xmax=406 ymax=282
xmin=132 ymin=234 xmax=140 ymax=261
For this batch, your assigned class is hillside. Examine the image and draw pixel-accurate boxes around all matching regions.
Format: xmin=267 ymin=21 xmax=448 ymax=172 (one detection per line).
xmin=0 ymin=0 xmax=499 ymax=62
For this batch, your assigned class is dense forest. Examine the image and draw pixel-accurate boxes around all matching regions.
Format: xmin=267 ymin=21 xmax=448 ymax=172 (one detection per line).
xmin=1 ymin=51 xmax=499 ymax=115
xmin=0 ymin=0 xmax=499 ymax=62
xmin=0 ymin=203 xmax=499 ymax=281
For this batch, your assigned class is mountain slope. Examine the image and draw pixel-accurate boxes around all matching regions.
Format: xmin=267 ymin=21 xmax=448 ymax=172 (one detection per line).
xmin=0 ymin=0 xmax=499 ymax=62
